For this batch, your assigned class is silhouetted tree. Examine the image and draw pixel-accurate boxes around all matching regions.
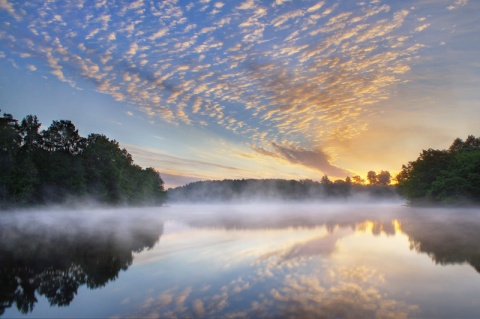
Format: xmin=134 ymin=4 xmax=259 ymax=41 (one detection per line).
xmin=367 ymin=171 xmax=378 ymax=185
xmin=377 ymin=170 xmax=391 ymax=186
xmin=351 ymin=175 xmax=365 ymax=185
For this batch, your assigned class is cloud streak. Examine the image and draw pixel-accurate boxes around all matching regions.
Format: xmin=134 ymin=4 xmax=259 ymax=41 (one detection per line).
xmin=255 ymin=143 xmax=351 ymax=177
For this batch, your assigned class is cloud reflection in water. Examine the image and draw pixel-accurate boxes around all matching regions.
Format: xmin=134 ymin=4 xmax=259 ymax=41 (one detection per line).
xmin=128 ymin=207 xmax=418 ymax=319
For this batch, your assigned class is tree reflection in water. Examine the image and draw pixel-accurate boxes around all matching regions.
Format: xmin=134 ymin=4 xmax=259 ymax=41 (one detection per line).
xmin=181 ymin=205 xmax=480 ymax=274
xmin=2 ymin=205 xmax=480 ymax=318
xmin=0 ymin=212 xmax=164 ymax=315
xmin=400 ymin=208 xmax=480 ymax=274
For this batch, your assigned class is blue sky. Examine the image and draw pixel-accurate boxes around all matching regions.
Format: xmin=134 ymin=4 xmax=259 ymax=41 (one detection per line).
xmin=1 ymin=0 xmax=479 ymax=188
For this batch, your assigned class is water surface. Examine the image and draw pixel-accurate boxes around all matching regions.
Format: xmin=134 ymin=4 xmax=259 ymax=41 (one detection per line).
xmin=1 ymin=203 xmax=480 ymax=318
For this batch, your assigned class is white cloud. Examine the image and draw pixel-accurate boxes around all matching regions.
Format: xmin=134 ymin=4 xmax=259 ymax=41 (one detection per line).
xmin=307 ymin=1 xmax=325 ymax=13
xmin=447 ymin=0 xmax=468 ymax=10
xmin=0 ymin=0 xmax=21 ymax=20
xmin=149 ymin=28 xmax=168 ymax=40
xmin=237 ymin=0 xmax=255 ymax=10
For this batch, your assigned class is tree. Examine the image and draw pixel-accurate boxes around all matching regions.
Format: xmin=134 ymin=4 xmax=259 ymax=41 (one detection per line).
xmin=82 ymin=134 xmax=132 ymax=203
xmin=320 ymin=175 xmax=332 ymax=185
xmin=397 ymin=149 xmax=453 ymax=203
xmin=7 ymin=156 xmax=39 ymax=204
xmin=0 ymin=111 xmax=21 ymax=203
xmin=351 ymin=175 xmax=365 ymax=185
xmin=82 ymin=134 xmax=166 ymax=205
xmin=367 ymin=171 xmax=378 ymax=185
xmin=19 ymin=115 xmax=42 ymax=151
xmin=377 ymin=170 xmax=391 ymax=186
xmin=0 ymin=112 xmax=166 ymax=207
xmin=42 ymin=120 xmax=86 ymax=154
xmin=397 ymin=136 xmax=480 ymax=205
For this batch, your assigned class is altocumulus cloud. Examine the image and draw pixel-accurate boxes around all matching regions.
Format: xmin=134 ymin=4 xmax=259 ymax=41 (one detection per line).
xmin=0 ymin=0 xmax=438 ymax=176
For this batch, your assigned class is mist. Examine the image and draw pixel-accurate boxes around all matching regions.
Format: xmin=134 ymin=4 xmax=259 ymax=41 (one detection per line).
xmin=166 ymin=178 xmax=402 ymax=204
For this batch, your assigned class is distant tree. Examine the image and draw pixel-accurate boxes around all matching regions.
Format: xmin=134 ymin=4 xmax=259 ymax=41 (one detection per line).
xmin=167 ymin=176 xmax=400 ymax=203
xmin=345 ymin=176 xmax=352 ymax=194
xmin=351 ymin=175 xmax=365 ymax=185
xmin=333 ymin=179 xmax=351 ymax=198
xmin=367 ymin=171 xmax=378 ymax=185
xmin=320 ymin=175 xmax=333 ymax=197
xmin=377 ymin=170 xmax=391 ymax=186
xmin=320 ymin=175 xmax=332 ymax=185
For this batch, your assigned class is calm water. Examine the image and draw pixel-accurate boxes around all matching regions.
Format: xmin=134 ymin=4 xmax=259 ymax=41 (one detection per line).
xmin=1 ymin=203 xmax=480 ymax=319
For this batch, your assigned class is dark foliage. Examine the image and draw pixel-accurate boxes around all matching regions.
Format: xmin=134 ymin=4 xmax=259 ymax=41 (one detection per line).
xmin=397 ymin=135 xmax=480 ymax=205
xmin=0 ymin=111 xmax=166 ymax=208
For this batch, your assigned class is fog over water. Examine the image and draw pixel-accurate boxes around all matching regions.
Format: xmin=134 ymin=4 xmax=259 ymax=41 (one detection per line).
xmin=2 ymin=202 xmax=480 ymax=318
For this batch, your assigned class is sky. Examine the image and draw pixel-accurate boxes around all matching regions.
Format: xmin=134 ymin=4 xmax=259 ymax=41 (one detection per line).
xmin=0 ymin=0 xmax=479 ymax=188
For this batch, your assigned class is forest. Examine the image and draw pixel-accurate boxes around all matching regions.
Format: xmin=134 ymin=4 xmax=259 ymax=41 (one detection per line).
xmin=0 ymin=111 xmax=166 ymax=208
xmin=396 ymin=135 xmax=480 ymax=205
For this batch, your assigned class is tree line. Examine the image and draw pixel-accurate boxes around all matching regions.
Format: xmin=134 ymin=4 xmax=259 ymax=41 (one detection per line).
xmin=0 ymin=111 xmax=166 ymax=207
xmin=168 ymin=174 xmax=397 ymax=202
xmin=396 ymin=135 xmax=480 ymax=205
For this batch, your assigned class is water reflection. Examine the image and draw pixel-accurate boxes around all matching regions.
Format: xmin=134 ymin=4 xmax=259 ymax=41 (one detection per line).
xmin=2 ymin=205 xmax=480 ymax=318
xmin=401 ymin=208 xmax=480 ymax=274
xmin=176 ymin=204 xmax=480 ymax=274
xmin=124 ymin=204 xmax=480 ymax=318
xmin=0 ymin=210 xmax=164 ymax=315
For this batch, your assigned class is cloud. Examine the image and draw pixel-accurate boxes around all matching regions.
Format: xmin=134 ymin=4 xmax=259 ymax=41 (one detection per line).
xmin=254 ymin=143 xmax=351 ymax=178
xmin=2 ymin=0 xmax=452 ymax=177
xmin=125 ymin=144 xmax=243 ymax=172
xmin=447 ymin=0 xmax=468 ymax=10
xmin=0 ymin=0 xmax=21 ymax=20
xmin=237 ymin=0 xmax=256 ymax=10
xmin=415 ymin=23 xmax=430 ymax=32
xmin=193 ymin=299 xmax=205 ymax=317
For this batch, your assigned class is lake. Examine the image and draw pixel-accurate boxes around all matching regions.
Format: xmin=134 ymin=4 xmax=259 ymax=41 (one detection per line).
xmin=1 ymin=203 xmax=480 ymax=318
